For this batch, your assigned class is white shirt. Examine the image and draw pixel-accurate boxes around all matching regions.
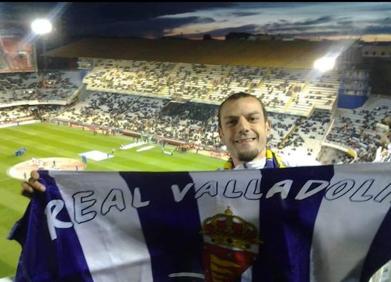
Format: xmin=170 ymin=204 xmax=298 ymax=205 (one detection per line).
xmin=234 ymin=158 xmax=267 ymax=170
xmin=232 ymin=153 xmax=320 ymax=169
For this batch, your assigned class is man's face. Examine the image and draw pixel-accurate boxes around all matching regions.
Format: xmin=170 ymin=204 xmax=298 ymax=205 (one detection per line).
xmin=219 ymin=97 xmax=270 ymax=165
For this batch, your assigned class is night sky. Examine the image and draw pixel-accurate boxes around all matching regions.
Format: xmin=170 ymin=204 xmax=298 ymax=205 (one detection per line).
xmin=0 ymin=2 xmax=391 ymax=42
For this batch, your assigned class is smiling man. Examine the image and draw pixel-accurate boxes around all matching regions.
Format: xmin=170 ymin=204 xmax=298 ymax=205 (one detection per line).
xmin=218 ymin=92 xmax=288 ymax=169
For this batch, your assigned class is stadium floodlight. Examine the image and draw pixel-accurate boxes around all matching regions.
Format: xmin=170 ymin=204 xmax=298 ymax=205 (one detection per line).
xmin=31 ymin=18 xmax=53 ymax=35
xmin=313 ymin=56 xmax=336 ymax=73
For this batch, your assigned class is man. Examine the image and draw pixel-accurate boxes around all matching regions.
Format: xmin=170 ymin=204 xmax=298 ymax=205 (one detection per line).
xmin=22 ymin=92 xmax=290 ymax=196
xmin=218 ymin=92 xmax=289 ymax=170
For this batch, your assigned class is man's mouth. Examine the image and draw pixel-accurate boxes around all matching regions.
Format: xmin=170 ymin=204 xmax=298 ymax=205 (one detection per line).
xmin=235 ymin=137 xmax=256 ymax=144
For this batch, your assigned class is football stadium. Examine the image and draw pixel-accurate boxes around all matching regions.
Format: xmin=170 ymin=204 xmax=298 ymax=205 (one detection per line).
xmin=1 ymin=3 xmax=391 ymax=281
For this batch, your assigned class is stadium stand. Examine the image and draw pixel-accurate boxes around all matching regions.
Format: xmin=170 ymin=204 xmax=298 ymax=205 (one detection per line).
xmin=0 ymin=71 xmax=81 ymax=108
xmin=326 ymin=96 xmax=391 ymax=162
xmin=0 ymin=56 xmax=389 ymax=165
xmin=82 ymin=59 xmax=340 ymax=117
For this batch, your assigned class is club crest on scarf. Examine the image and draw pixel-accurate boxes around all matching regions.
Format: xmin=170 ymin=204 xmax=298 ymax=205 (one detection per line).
xmin=201 ymin=207 xmax=262 ymax=282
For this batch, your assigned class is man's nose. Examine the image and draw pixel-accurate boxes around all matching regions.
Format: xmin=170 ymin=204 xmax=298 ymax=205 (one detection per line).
xmin=237 ymin=116 xmax=250 ymax=132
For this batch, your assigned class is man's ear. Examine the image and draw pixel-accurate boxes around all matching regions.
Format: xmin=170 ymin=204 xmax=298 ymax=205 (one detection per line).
xmin=265 ymin=121 xmax=272 ymax=144
xmin=266 ymin=120 xmax=271 ymax=135
xmin=218 ymin=126 xmax=224 ymax=139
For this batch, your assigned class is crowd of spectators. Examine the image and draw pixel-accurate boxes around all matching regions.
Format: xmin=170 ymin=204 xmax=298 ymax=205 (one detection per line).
xmin=267 ymin=113 xmax=300 ymax=147
xmin=2 ymin=88 xmax=390 ymax=164
xmin=156 ymin=102 xmax=219 ymax=147
xmin=54 ymin=92 xmax=169 ymax=133
xmin=0 ymin=62 xmax=387 ymax=165
xmin=298 ymin=111 xmax=331 ymax=141
xmin=0 ymin=71 xmax=81 ymax=107
xmin=53 ymin=92 xmax=221 ymax=149
xmin=326 ymin=97 xmax=391 ymax=162
xmin=0 ymin=106 xmax=34 ymax=124
xmin=82 ymin=59 xmax=343 ymax=117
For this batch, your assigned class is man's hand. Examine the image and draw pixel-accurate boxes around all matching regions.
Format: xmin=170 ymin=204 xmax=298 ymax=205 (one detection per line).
xmin=21 ymin=170 xmax=46 ymax=198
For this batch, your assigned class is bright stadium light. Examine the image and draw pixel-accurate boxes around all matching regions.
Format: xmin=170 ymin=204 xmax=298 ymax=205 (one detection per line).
xmin=31 ymin=18 xmax=53 ymax=35
xmin=31 ymin=18 xmax=53 ymax=71
xmin=313 ymin=56 xmax=336 ymax=73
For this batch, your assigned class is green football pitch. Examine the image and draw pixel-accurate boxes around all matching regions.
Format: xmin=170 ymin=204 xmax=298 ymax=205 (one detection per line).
xmin=0 ymin=122 xmax=225 ymax=277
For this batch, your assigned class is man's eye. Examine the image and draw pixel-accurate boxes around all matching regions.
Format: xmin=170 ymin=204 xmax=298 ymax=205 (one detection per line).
xmin=250 ymin=117 xmax=259 ymax=122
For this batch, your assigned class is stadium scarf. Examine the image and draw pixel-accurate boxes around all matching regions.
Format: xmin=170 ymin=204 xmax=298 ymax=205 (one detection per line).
xmin=10 ymin=162 xmax=391 ymax=282
xmin=223 ymin=148 xmax=286 ymax=169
